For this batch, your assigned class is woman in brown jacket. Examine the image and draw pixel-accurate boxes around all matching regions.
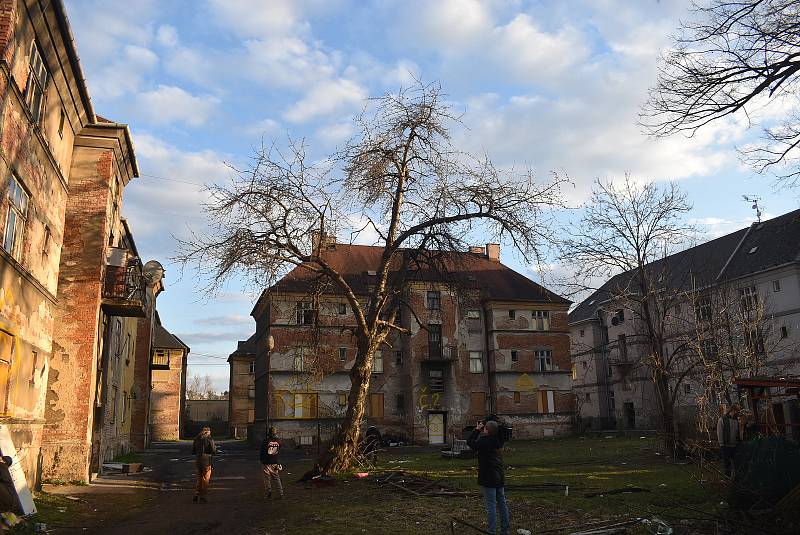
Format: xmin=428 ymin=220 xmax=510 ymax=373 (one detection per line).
xmin=192 ymin=427 xmax=217 ymax=503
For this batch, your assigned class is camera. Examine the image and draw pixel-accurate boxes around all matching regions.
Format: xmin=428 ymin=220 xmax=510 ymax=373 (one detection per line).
xmin=484 ymin=414 xmax=513 ymax=443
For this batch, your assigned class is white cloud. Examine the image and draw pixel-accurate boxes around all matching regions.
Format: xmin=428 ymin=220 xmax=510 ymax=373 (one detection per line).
xmin=284 ymin=78 xmax=366 ymax=123
xmin=156 ymin=24 xmax=179 ymax=48
xmin=244 ymin=118 xmax=282 ymax=137
xmin=136 ymin=85 xmax=220 ymax=127
xmin=90 ymin=45 xmax=159 ymax=100
xmin=316 ymin=121 xmax=354 ymax=147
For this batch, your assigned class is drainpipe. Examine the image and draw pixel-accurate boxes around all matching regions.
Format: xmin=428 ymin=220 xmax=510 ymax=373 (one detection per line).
xmin=483 ymin=304 xmax=496 ymax=415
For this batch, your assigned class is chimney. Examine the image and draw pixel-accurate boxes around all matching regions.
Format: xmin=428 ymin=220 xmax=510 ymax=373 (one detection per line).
xmin=486 ymin=243 xmax=500 ymax=262
xmin=469 ymin=246 xmax=485 ymax=255
xmin=311 ymin=231 xmax=336 ymax=254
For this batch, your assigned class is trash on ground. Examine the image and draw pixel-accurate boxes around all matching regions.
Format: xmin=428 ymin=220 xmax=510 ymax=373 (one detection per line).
xmin=354 ymin=472 xmax=369 ymax=478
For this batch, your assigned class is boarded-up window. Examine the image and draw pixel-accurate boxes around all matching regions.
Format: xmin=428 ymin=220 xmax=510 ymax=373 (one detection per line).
xmin=0 ymin=331 xmax=15 ymax=415
xmin=513 ymin=391 xmax=521 ymax=404
xmin=539 ymin=390 xmax=555 ymax=414
xmin=276 ymin=391 xmax=317 ymax=418
xmin=369 ymin=393 xmax=384 ymax=418
xmin=470 ymin=392 xmax=485 ymax=415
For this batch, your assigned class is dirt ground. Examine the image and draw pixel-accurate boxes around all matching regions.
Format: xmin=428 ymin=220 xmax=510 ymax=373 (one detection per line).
xmin=18 ymin=436 xmax=739 ymax=534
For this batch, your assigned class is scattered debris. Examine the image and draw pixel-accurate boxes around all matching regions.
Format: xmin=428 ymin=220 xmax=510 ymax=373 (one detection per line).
xmin=441 ymin=439 xmax=476 ymax=459
xmin=64 ymin=495 xmax=83 ymax=502
xmin=377 ymin=471 xmax=475 ymax=498
xmin=387 ymin=460 xmax=411 ymax=464
xmin=353 ymin=472 xmax=369 ymax=479
xmin=538 ymin=517 xmax=671 ymax=535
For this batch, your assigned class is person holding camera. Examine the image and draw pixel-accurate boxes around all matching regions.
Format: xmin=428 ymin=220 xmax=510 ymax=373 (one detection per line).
xmin=467 ymin=419 xmax=510 ymax=535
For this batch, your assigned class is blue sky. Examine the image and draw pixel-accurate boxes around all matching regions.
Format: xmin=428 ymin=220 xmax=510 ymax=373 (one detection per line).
xmin=63 ymin=0 xmax=800 ymax=392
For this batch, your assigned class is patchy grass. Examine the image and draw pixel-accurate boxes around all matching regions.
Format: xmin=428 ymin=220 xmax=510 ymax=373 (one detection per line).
xmin=111 ymin=452 xmax=142 ymax=464
xmin=258 ymin=436 xmax=726 ymax=534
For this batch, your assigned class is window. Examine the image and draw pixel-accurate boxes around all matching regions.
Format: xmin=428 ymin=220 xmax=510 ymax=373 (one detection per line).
xmin=248 ymin=386 xmax=255 ymax=399
xmin=429 ymin=369 xmax=444 ymax=392
xmin=622 ymin=380 xmax=632 ymax=392
xmin=338 ymin=393 xmax=347 ymax=406
xmin=608 ymin=389 xmax=615 ymax=411
xmin=3 ymin=176 xmax=29 ymax=261
xmin=617 ymin=334 xmax=628 ymax=361
xmin=585 ymin=392 xmax=591 ymax=401
xmin=395 ymin=351 xmax=402 ymax=366
xmin=571 ymin=364 xmax=576 ymax=380
xmin=781 ymin=326 xmax=789 ymax=339
xmin=396 ymin=393 xmax=405 ymax=413
xmin=0 ymin=332 xmax=14 ymax=414
xmin=513 ymin=391 xmax=521 ymax=404
xmin=338 ymin=302 xmax=347 ymax=315
xmin=339 ymin=347 xmax=347 ymax=361
xmin=695 ymin=297 xmax=712 ymax=323
xmin=426 ymin=290 xmax=441 ymax=310
xmin=616 ymin=309 xmax=625 ymax=321
xmin=683 ymin=384 xmax=691 ymax=394
xmin=469 ymin=351 xmax=483 ymax=373
xmin=467 ymin=310 xmax=480 ymax=319
xmin=532 ymin=310 xmax=550 ymax=330
xmin=739 ymin=286 xmax=758 ymax=311
xmin=25 ymin=41 xmax=48 ymax=124
xmin=299 ymin=436 xmax=313 ymax=446
xmin=773 ymin=280 xmax=782 ymax=292
xmin=58 ymin=108 xmax=66 ymax=138
xmin=275 ymin=392 xmax=317 ymax=418
xmin=369 ymin=393 xmax=384 ymax=418
xmin=293 ymin=348 xmax=304 ymax=372
xmin=470 ymin=392 xmax=485 ymax=415
xmin=152 ymin=349 xmax=169 ymax=367
xmin=581 ymin=361 xmax=588 ymax=369
xmin=510 ymin=350 xmax=518 ymax=362
xmin=373 ymin=350 xmax=383 ymax=373
xmin=248 ymin=361 xmax=255 ymax=374
xmin=535 ymin=350 xmax=552 ymax=371
xmin=746 ymin=328 xmax=765 ymax=356
xmin=427 ymin=324 xmax=441 ymax=358
xmin=539 ymin=390 xmax=555 ymax=414
xmin=295 ymin=301 xmax=316 ymax=325
xmin=508 ymin=309 xmax=516 ymax=319
xmin=579 ymin=329 xmax=584 ymax=337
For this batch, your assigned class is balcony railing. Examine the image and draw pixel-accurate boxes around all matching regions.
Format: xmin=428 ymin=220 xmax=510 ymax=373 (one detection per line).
xmin=101 ymin=248 xmax=146 ymax=317
xmin=424 ymin=344 xmax=458 ymax=362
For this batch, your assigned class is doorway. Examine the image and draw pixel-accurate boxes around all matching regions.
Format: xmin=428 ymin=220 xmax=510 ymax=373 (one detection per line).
xmin=427 ymin=412 xmax=446 ymax=444
xmin=623 ymin=402 xmax=635 ymax=429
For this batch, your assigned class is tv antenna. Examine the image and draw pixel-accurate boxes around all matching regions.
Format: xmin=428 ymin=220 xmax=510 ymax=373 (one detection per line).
xmin=742 ymin=195 xmax=762 ymax=223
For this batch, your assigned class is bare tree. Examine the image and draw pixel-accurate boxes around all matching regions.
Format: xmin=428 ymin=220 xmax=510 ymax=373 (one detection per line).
xmin=178 ymin=83 xmax=565 ymax=472
xmin=186 ymin=373 xmax=217 ymax=400
xmin=563 ymin=175 xmax=695 ymax=454
xmin=642 ymin=0 xmax=800 ymax=186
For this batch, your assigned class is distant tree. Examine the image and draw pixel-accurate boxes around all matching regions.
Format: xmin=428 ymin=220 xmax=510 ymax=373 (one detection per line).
xmin=642 ymin=0 xmax=800 ymax=187
xmin=563 ymin=175 xmax=695 ymax=454
xmin=186 ymin=373 xmax=217 ymax=400
xmin=178 ymin=82 xmax=566 ymax=473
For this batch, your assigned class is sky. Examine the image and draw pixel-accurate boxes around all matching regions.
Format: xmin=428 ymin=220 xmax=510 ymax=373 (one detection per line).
xmin=63 ymin=0 xmax=800 ymax=392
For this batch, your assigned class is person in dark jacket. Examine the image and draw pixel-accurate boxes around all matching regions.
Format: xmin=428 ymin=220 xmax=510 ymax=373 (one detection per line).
xmin=467 ymin=420 xmax=509 ymax=535
xmin=192 ymin=427 xmax=217 ymax=503
xmin=260 ymin=427 xmax=283 ymax=498
xmin=717 ymin=404 xmax=742 ymax=478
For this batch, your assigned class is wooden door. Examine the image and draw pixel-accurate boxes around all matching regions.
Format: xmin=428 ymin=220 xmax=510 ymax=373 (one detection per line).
xmin=427 ymin=412 xmax=445 ymax=444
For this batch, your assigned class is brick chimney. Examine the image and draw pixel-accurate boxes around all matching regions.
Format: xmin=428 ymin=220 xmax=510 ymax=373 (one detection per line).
xmin=486 ymin=243 xmax=500 ymax=262
xmin=469 ymin=246 xmax=485 ymax=255
xmin=311 ymin=230 xmax=336 ymax=253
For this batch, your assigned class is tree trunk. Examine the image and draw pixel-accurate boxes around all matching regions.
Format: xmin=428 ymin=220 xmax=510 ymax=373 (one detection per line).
xmin=655 ymin=373 xmax=676 ymax=457
xmin=318 ymin=336 xmax=378 ymax=473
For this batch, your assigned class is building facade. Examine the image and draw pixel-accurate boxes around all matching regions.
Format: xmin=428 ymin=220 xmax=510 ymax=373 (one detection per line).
xmin=570 ymin=209 xmax=800 ymax=435
xmin=148 ymin=319 xmax=188 ymax=442
xmin=228 ymin=335 xmax=255 ymax=438
xmin=251 ymin=242 xmax=574 ymax=448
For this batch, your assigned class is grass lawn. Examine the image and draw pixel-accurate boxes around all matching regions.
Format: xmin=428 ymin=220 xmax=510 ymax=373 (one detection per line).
xmin=269 ymin=435 xmax=727 ymax=534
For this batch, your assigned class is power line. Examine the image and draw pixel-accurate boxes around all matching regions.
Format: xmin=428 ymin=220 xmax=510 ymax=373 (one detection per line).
xmin=139 ymin=173 xmax=208 ymax=187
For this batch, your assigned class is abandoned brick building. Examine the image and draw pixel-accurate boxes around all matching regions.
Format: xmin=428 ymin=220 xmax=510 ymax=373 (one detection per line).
xmin=149 ymin=316 xmax=189 ymax=442
xmin=0 ymin=0 xmax=183 ymax=485
xmin=250 ymin=241 xmax=574 ymax=447
xmin=228 ymin=334 xmax=256 ymax=438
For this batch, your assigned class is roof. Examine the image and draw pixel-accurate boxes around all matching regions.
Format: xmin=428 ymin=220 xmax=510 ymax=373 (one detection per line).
xmin=569 ymin=208 xmax=800 ymax=325
xmin=153 ymin=323 xmax=190 ymax=352
xmin=228 ymin=333 xmax=257 ymax=362
xmin=266 ymin=243 xmax=570 ymax=306
xmin=734 ymin=376 xmax=800 ymax=389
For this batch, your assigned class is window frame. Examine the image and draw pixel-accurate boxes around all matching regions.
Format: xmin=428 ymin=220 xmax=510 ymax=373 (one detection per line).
xmin=426 ymin=290 xmax=441 ymax=310
xmin=24 ymin=40 xmax=49 ymax=125
xmin=3 ymin=175 xmax=29 ymax=262
xmin=372 ymin=350 xmax=383 ymax=373
xmin=532 ymin=310 xmax=550 ymax=331
xmin=295 ymin=301 xmax=316 ymax=325
xmin=510 ymin=350 xmax=518 ymax=362
xmin=535 ymin=349 xmax=553 ymax=371
xmin=469 ymin=351 xmax=484 ymax=373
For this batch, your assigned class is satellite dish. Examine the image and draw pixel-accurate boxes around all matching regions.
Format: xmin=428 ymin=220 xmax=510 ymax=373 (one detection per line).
xmin=142 ymin=260 xmax=165 ymax=284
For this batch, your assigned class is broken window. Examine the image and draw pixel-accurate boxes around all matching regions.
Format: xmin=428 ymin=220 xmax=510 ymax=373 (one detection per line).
xmin=369 ymin=393 xmax=384 ymax=418
xmin=532 ymin=310 xmax=550 ymax=330
xmin=427 ymin=324 xmax=442 ymax=358
xmin=535 ymin=350 xmax=552 ymax=371
xmin=295 ymin=301 xmax=316 ymax=325
xmin=469 ymin=351 xmax=483 ymax=373
xmin=429 ymin=369 xmax=444 ymax=393
xmin=538 ymin=390 xmax=555 ymax=414
xmin=739 ymin=286 xmax=758 ymax=311
xmin=25 ymin=41 xmax=48 ymax=124
xmin=694 ymin=297 xmax=712 ymax=323
xmin=249 ymin=361 xmax=255 ymax=374
xmin=3 ymin=175 xmax=29 ymax=261
xmin=338 ymin=302 xmax=347 ymax=315
xmin=373 ymin=350 xmax=383 ymax=373
xmin=339 ymin=347 xmax=347 ymax=361
xmin=508 ymin=309 xmax=516 ymax=319
xmin=511 ymin=350 xmax=518 ymax=362
xmin=426 ymin=291 xmax=441 ymax=310
xmin=470 ymin=392 xmax=485 ymax=415
xmin=745 ymin=328 xmax=765 ymax=356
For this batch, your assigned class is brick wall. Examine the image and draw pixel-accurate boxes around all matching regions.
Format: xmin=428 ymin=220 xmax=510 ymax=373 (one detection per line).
xmin=150 ymin=348 xmax=185 ymax=441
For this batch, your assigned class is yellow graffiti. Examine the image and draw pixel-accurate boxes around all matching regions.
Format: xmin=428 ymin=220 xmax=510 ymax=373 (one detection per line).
xmin=417 ymin=385 xmax=440 ymax=410
xmin=515 ymin=373 xmax=537 ymax=392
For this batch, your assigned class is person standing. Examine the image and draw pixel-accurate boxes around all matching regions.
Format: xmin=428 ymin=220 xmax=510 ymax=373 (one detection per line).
xmin=260 ymin=426 xmax=283 ymax=499
xmin=192 ymin=426 xmax=217 ymax=503
xmin=467 ymin=420 xmax=509 ymax=535
xmin=717 ymin=404 xmax=742 ymax=478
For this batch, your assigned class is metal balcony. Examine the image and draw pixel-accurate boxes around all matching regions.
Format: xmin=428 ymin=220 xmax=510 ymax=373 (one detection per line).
xmin=101 ymin=248 xmax=146 ymax=317
xmin=422 ymin=344 xmax=458 ymax=364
